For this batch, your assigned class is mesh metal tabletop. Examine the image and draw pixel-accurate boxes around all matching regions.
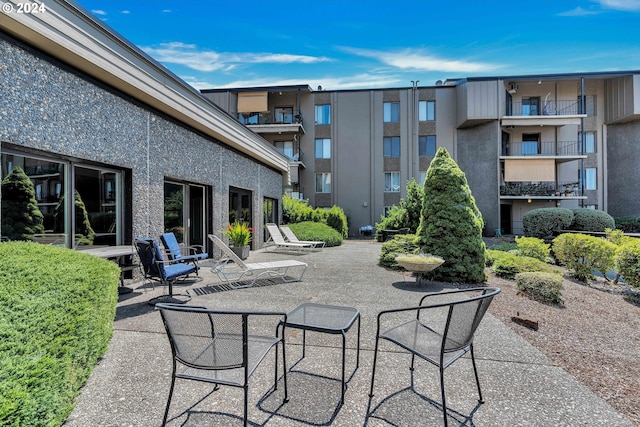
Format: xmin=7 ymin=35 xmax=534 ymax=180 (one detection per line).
xmin=285 ymin=302 xmax=359 ymax=333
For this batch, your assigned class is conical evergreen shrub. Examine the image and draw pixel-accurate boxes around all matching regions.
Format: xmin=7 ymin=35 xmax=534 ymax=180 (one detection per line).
xmin=1 ymin=166 xmax=44 ymax=240
xmin=416 ymin=148 xmax=487 ymax=283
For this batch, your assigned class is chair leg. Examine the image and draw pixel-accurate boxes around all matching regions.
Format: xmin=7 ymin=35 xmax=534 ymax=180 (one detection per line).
xmin=243 ymin=384 xmax=248 ymax=427
xmin=162 ymin=373 xmax=176 ymax=427
xmin=369 ymin=335 xmax=381 ymax=397
xmin=440 ymin=365 xmax=449 ymax=427
xmin=470 ymin=343 xmax=484 ymax=404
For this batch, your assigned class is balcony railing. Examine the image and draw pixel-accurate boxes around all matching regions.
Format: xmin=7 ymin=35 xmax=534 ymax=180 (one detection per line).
xmin=500 ymin=181 xmax=581 ymax=197
xmin=238 ymin=112 xmax=303 ymax=126
xmin=506 ymin=100 xmax=581 ymax=116
xmin=276 ymin=148 xmax=305 ymax=163
xmin=501 ymin=141 xmax=582 ymax=156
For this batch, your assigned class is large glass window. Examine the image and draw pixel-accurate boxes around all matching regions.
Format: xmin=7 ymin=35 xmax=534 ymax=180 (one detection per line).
xmin=315 ymin=104 xmax=330 ymax=125
xmin=522 ymin=133 xmax=540 ymax=155
xmin=384 ymin=172 xmax=400 ymax=192
xmin=580 ymin=131 xmax=596 ymax=153
xmin=383 ymin=136 xmax=400 ymax=158
xmin=315 ymin=138 xmax=331 ymax=159
xmin=581 ymin=168 xmax=597 ymax=190
xmin=383 ymin=102 xmax=399 ymax=122
xmin=1 ymin=150 xmax=123 ymax=247
xmin=275 ymin=141 xmax=294 ymax=160
xmin=419 ymin=100 xmax=435 ymax=121
xmin=274 ymin=106 xmax=293 ymax=124
xmin=419 ymin=135 xmax=436 ymax=156
xmin=522 ymin=97 xmax=540 ymax=116
xmin=315 ymin=173 xmax=331 ymax=193
xmin=164 ymin=181 xmax=206 ymax=247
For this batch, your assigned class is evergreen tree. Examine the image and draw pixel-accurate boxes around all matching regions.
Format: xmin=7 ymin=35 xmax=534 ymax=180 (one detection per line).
xmin=54 ymin=190 xmax=95 ymax=244
xmin=1 ymin=166 xmax=45 ymax=240
xmin=416 ymin=148 xmax=487 ymax=283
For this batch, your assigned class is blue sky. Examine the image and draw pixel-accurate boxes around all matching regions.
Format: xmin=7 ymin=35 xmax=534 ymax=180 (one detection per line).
xmin=75 ymin=0 xmax=640 ymax=90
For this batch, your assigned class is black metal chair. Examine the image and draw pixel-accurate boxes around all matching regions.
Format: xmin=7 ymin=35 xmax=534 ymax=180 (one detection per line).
xmin=134 ymin=238 xmax=198 ymax=304
xmin=156 ymin=303 xmax=289 ymax=427
xmin=369 ymin=287 xmax=501 ymax=427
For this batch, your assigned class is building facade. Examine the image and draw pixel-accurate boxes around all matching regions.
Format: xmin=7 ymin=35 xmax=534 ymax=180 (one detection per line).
xmin=1 ymin=1 xmax=289 ymax=250
xmin=203 ymin=72 xmax=640 ymax=236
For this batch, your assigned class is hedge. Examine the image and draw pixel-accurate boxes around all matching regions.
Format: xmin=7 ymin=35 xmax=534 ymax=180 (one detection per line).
xmin=0 ymin=242 xmax=120 ymax=426
xmin=522 ymin=208 xmax=573 ymax=238
xmin=569 ymin=208 xmax=615 ymax=232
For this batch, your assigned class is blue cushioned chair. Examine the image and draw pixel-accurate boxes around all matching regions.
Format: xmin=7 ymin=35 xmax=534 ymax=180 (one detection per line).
xmin=160 ymin=232 xmax=207 ymax=277
xmin=134 ymin=238 xmax=197 ymax=304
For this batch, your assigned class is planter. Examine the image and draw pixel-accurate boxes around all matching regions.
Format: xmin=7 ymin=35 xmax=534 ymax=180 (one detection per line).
xmin=395 ymin=254 xmax=444 ymax=272
xmin=231 ymin=245 xmax=250 ymax=260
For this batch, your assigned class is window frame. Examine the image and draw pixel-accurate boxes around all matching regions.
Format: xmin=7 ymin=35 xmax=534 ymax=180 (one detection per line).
xmin=315 ymin=104 xmax=331 ymax=125
xmin=384 ymin=172 xmax=400 ymax=192
xmin=383 ymin=102 xmax=399 ymax=123
xmin=315 ymin=138 xmax=331 ymax=159
xmin=315 ymin=172 xmax=331 ymax=193
xmin=418 ymin=135 xmax=436 ymax=156
xmin=418 ymin=100 xmax=435 ymax=121
xmin=383 ymin=136 xmax=400 ymax=158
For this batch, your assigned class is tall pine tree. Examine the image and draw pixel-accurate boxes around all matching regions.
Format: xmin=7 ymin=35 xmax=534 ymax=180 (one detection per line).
xmin=416 ymin=148 xmax=487 ymax=283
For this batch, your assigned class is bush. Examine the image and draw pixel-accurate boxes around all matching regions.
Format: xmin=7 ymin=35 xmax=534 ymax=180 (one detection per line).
xmin=375 ymin=178 xmax=424 ymax=234
xmin=569 ymin=208 xmax=615 ymax=232
xmin=515 ymin=236 xmax=551 ymax=262
xmin=282 ymin=195 xmax=348 ymax=238
xmin=522 ymin=208 xmax=573 ymax=238
xmin=416 ymin=148 xmax=486 ymax=283
xmin=325 ymin=206 xmax=349 ymax=238
xmin=0 ymin=242 xmax=120 ymax=427
xmin=614 ymin=216 xmax=640 ymax=233
xmin=515 ymin=272 xmax=564 ymax=305
xmin=552 ymin=233 xmax=616 ymax=282
xmin=486 ymin=250 xmax=561 ymax=279
xmin=282 ymin=194 xmax=314 ymax=223
xmin=286 ymin=221 xmax=342 ymax=247
xmin=378 ymin=234 xmax=419 ymax=269
xmin=615 ymin=239 xmax=640 ymax=288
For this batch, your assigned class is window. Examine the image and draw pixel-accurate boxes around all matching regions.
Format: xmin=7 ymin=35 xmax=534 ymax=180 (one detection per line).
xmin=383 ymin=102 xmax=399 ymax=122
xmin=383 ymin=136 xmax=400 ymax=158
xmin=579 ymin=95 xmax=596 ymax=116
xmin=579 ymin=132 xmax=596 ymax=153
xmin=419 ymin=171 xmax=426 ymax=185
xmin=580 ymin=168 xmax=597 ymax=190
xmin=522 ymin=133 xmax=540 ymax=155
xmin=315 ymin=104 xmax=330 ymax=124
xmin=315 ymin=173 xmax=331 ymax=193
xmin=274 ymin=106 xmax=293 ymax=123
xmin=418 ymin=135 xmax=436 ymax=156
xmin=384 ymin=172 xmax=400 ymax=192
xmin=419 ymin=100 xmax=435 ymax=121
xmin=315 ymin=138 xmax=331 ymax=159
xmin=522 ymin=97 xmax=540 ymax=116
xmin=274 ymin=140 xmax=294 ymax=160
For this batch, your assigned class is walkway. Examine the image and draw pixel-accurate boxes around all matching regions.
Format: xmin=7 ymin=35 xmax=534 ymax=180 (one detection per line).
xmin=65 ymin=240 xmax=635 ymax=426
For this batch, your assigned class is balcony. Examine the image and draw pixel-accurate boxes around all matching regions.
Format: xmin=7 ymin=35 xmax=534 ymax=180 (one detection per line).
xmin=276 ymin=148 xmax=305 ymax=184
xmin=500 ymin=181 xmax=586 ymax=200
xmin=502 ymin=99 xmax=585 ymax=127
xmin=239 ymin=112 xmax=305 ymax=134
xmin=501 ymin=141 xmax=586 ymax=161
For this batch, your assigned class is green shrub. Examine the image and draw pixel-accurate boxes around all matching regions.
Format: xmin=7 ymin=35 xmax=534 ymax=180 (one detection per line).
xmin=569 ymin=208 xmax=615 ymax=232
xmin=1 ymin=166 xmax=45 ymax=240
xmin=515 ymin=236 xmax=551 ymax=262
xmin=375 ymin=178 xmax=424 ymax=234
xmin=614 ymin=216 xmax=640 ymax=233
xmin=615 ymin=239 xmax=640 ymax=288
xmin=416 ymin=148 xmax=486 ymax=283
xmin=552 ymin=233 xmax=616 ymax=282
xmin=522 ymin=208 xmax=573 ymax=238
xmin=487 ymin=241 xmax=517 ymax=252
xmin=0 ymin=242 xmax=120 ymax=427
xmin=286 ymin=221 xmax=342 ymax=247
xmin=378 ymin=234 xmax=419 ymax=269
xmin=605 ymin=228 xmax=634 ymax=246
xmin=487 ymin=249 xmax=561 ymax=279
xmin=515 ymin=272 xmax=564 ymax=305
xmin=375 ymin=204 xmax=407 ymax=233
xmin=282 ymin=195 xmax=348 ymax=238
xmin=282 ymin=194 xmax=314 ymax=223
xmin=325 ymin=206 xmax=349 ymax=238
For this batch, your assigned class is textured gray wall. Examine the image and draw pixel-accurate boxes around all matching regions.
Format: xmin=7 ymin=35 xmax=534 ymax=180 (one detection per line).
xmin=457 ymin=122 xmax=501 ymax=236
xmin=0 ymin=37 xmax=283 ymax=247
xmin=606 ymin=121 xmax=640 ymax=218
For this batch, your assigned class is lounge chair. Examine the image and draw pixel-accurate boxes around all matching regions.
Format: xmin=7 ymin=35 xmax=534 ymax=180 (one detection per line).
xmin=265 ymin=223 xmax=315 ymax=252
xmin=279 ymin=225 xmax=325 ymax=249
xmin=160 ymin=232 xmax=207 ymax=276
xmin=208 ymin=234 xmax=307 ymax=289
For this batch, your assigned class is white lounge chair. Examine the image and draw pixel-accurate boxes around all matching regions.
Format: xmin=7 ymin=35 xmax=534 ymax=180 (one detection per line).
xmin=279 ymin=225 xmax=325 ymax=249
xmin=208 ymin=234 xmax=307 ymax=289
xmin=265 ymin=223 xmax=315 ymax=252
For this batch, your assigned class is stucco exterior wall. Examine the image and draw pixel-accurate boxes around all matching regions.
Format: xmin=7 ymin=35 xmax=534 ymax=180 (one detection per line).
xmin=0 ymin=36 xmax=283 ymax=246
xmin=605 ymin=120 xmax=640 ymax=218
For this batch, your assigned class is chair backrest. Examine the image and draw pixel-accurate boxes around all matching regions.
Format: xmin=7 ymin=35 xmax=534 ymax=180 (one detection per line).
xmin=160 ymin=232 xmax=183 ymax=260
xmin=208 ymin=234 xmax=248 ymax=269
xmin=157 ymin=303 xmax=246 ymax=370
xmin=265 ymin=223 xmax=287 ymax=244
xmin=134 ymin=238 xmax=167 ymax=279
xmin=441 ymin=287 xmax=500 ymax=353
xmin=279 ymin=225 xmax=299 ymax=242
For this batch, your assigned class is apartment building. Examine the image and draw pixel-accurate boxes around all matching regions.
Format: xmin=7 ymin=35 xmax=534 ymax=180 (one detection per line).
xmin=203 ymin=71 xmax=640 ymax=236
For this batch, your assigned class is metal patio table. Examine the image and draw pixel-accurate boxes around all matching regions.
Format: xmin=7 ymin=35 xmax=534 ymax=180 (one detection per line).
xmin=281 ymin=302 xmax=360 ymax=404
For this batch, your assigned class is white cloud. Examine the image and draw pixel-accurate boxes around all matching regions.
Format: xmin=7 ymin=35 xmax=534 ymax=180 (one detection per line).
xmin=141 ymin=42 xmax=332 ymax=72
xmin=121 ymin=10 xmax=130 ymax=14
xmin=340 ymin=47 xmax=500 ymax=73
xmin=162 ymin=9 xmax=172 ymax=13
xmin=595 ymin=0 xmax=640 ymax=10
xmin=91 ymin=9 xmax=107 ymax=16
xmin=558 ymin=6 xmax=600 ymax=16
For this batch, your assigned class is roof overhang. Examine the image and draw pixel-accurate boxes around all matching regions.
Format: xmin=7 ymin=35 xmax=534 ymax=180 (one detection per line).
xmin=0 ymin=0 xmax=290 ymax=182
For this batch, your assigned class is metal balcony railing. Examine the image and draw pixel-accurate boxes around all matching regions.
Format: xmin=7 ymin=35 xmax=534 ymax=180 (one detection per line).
xmin=506 ymin=100 xmax=581 ymax=116
xmin=500 ymin=181 xmax=581 ymax=197
xmin=501 ymin=141 xmax=582 ymax=156
xmin=238 ymin=112 xmax=303 ymax=126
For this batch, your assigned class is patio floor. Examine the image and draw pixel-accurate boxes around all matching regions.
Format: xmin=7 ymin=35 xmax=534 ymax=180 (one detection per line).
xmin=65 ymin=240 xmax=635 ymax=426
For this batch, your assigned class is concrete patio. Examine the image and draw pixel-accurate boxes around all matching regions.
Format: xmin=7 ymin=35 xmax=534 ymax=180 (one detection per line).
xmin=65 ymin=240 xmax=635 ymax=426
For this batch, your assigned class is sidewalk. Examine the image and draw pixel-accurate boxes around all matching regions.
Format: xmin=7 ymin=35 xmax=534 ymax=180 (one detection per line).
xmin=65 ymin=240 xmax=635 ymax=426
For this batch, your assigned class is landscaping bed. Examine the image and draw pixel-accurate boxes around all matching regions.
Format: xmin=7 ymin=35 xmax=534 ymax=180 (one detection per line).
xmin=487 ymin=270 xmax=640 ymax=426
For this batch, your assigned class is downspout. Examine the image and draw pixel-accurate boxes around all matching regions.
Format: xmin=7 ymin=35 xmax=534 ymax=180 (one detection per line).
xmin=580 ymin=77 xmax=585 ymax=206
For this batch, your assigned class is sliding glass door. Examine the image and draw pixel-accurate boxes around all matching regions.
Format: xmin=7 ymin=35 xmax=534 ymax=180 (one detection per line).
xmin=164 ymin=181 xmax=206 ymax=248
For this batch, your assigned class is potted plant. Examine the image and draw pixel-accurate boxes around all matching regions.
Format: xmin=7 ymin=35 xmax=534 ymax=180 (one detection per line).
xmin=224 ymin=221 xmax=253 ymax=260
